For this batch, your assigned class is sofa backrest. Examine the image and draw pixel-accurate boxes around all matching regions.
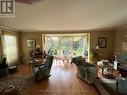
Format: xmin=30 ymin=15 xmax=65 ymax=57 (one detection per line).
xmin=71 ymin=56 xmax=87 ymax=66
xmin=71 ymin=56 xmax=82 ymax=66
xmin=44 ymin=56 xmax=54 ymax=71
xmin=0 ymin=57 xmax=7 ymax=65
xmin=116 ymin=53 xmax=127 ymax=64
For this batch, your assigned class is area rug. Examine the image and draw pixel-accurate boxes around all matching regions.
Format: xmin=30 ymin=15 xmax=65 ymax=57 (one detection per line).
xmin=0 ymin=75 xmax=34 ymax=95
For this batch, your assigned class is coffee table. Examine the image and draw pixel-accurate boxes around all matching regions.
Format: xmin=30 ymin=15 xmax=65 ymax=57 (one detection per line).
xmin=97 ymin=62 xmax=120 ymax=79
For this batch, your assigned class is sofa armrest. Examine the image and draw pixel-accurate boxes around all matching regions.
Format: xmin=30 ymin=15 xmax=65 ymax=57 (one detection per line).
xmin=85 ymin=62 xmax=97 ymax=67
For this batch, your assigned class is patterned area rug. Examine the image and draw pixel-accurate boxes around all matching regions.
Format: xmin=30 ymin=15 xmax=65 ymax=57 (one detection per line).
xmin=0 ymin=75 xmax=34 ymax=95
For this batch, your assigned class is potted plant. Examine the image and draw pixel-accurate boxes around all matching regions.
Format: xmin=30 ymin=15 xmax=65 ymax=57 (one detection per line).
xmin=90 ymin=49 xmax=99 ymax=63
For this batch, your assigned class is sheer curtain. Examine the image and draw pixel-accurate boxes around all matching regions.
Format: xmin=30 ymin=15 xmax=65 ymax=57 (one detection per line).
xmin=2 ymin=34 xmax=18 ymax=66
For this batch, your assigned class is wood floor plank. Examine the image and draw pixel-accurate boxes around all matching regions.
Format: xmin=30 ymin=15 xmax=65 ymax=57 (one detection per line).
xmin=17 ymin=60 xmax=99 ymax=95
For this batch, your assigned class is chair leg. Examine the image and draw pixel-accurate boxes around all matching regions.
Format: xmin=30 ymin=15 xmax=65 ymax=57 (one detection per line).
xmin=29 ymin=63 xmax=32 ymax=72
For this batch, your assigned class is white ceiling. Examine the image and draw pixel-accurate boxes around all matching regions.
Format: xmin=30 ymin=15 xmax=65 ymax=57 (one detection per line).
xmin=0 ymin=0 xmax=127 ymax=32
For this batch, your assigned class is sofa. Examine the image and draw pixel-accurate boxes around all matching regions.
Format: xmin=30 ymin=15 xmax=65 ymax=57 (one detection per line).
xmin=71 ymin=56 xmax=98 ymax=84
xmin=115 ymin=53 xmax=127 ymax=64
xmin=32 ymin=55 xmax=54 ymax=81
xmin=0 ymin=57 xmax=8 ymax=78
xmin=115 ymin=53 xmax=127 ymax=77
xmin=95 ymin=53 xmax=127 ymax=95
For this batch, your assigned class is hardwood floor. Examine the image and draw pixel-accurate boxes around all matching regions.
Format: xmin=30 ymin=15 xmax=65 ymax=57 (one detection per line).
xmin=17 ymin=60 xmax=99 ymax=95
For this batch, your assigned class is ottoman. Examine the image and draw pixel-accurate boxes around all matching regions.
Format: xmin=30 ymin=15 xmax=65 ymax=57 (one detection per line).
xmin=8 ymin=66 xmax=18 ymax=74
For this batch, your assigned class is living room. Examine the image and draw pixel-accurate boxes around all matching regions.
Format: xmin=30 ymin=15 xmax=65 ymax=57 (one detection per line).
xmin=0 ymin=0 xmax=127 ymax=95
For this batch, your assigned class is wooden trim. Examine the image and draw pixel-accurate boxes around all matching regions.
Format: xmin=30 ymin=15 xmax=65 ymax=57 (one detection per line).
xmin=1 ymin=30 xmax=18 ymax=36
xmin=0 ymin=31 xmax=2 ymax=57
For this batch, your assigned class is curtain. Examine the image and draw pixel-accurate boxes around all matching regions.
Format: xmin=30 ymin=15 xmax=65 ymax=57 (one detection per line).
xmin=2 ymin=33 xmax=18 ymax=66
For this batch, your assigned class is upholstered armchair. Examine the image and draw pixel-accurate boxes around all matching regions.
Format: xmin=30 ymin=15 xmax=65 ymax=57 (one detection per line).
xmin=0 ymin=57 xmax=8 ymax=77
xmin=115 ymin=53 xmax=127 ymax=77
xmin=32 ymin=56 xmax=54 ymax=81
xmin=71 ymin=56 xmax=97 ymax=84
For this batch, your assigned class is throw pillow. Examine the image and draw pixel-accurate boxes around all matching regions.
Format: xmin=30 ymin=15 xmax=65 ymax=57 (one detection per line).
xmin=71 ymin=56 xmax=82 ymax=66
xmin=80 ymin=58 xmax=87 ymax=66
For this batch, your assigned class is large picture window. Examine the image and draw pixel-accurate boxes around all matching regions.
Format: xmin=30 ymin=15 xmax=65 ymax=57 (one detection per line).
xmin=45 ymin=34 xmax=90 ymax=60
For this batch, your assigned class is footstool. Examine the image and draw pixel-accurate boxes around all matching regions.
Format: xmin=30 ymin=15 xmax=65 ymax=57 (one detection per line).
xmin=8 ymin=66 xmax=18 ymax=74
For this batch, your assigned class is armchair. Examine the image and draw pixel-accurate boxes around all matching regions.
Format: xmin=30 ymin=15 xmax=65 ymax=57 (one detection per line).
xmin=71 ymin=56 xmax=97 ymax=84
xmin=32 ymin=56 xmax=54 ymax=81
xmin=0 ymin=57 xmax=8 ymax=77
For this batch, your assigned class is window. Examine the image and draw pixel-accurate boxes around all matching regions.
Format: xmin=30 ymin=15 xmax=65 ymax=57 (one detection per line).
xmin=2 ymin=34 xmax=18 ymax=66
xmin=45 ymin=34 xmax=90 ymax=60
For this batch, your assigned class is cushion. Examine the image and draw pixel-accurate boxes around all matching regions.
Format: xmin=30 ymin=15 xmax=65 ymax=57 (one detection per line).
xmin=116 ymin=53 xmax=127 ymax=64
xmin=71 ymin=56 xmax=82 ymax=65
xmin=0 ymin=57 xmax=6 ymax=65
xmin=71 ymin=56 xmax=87 ymax=66
xmin=101 ymin=78 xmax=127 ymax=95
xmin=0 ymin=58 xmax=7 ymax=68
xmin=80 ymin=58 xmax=87 ymax=66
xmin=117 ymin=78 xmax=127 ymax=94
xmin=120 ymin=63 xmax=127 ymax=67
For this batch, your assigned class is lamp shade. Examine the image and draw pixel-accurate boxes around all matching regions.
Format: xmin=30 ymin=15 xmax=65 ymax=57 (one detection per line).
xmin=95 ymin=45 xmax=99 ymax=49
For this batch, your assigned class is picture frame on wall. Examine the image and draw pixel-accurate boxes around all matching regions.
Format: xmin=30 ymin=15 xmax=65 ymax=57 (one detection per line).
xmin=27 ymin=40 xmax=36 ymax=48
xmin=98 ymin=37 xmax=107 ymax=48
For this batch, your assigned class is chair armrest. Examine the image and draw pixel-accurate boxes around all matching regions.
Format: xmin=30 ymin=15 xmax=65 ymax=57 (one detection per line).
xmin=38 ymin=65 xmax=45 ymax=69
xmin=34 ymin=64 xmax=45 ymax=67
